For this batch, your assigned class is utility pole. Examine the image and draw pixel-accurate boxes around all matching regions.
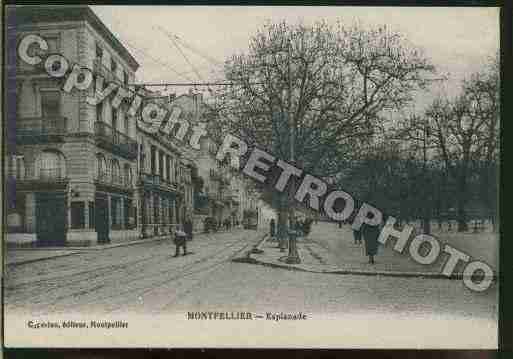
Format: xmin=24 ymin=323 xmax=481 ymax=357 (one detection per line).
xmin=285 ymin=39 xmax=301 ymax=264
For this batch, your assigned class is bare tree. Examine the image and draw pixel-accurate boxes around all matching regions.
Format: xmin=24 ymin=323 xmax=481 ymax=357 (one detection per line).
xmin=425 ymin=57 xmax=499 ymax=231
xmin=211 ymin=20 xmax=435 ymax=236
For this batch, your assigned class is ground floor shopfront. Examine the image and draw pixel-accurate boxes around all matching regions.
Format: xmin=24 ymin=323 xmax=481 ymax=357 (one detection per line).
xmin=6 ymin=179 xmax=139 ymax=247
xmin=138 ymin=187 xmax=184 ymax=239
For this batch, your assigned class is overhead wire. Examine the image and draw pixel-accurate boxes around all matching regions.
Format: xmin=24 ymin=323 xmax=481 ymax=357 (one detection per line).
xmin=101 ymin=14 xmax=195 ymax=83
xmin=103 ymin=15 xmax=261 ymax=89
xmin=155 ymin=25 xmax=206 ymax=84
xmin=156 ymin=25 xmax=223 ymax=67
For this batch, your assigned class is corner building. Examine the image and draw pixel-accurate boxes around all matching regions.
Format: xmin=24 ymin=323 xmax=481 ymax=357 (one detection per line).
xmin=6 ymin=6 xmax=140 ymax=246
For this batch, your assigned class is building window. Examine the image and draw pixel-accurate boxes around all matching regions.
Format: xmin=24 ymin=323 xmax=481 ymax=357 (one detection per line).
xmin=166 ymin=156 xmax=171 ymax=182
xmin=41 ymin=91 xmax=60 ymax=117
xmin=123 ymin=71 xmax=129 ymax=86
xmin=89 ymin=201 xmax=95 ymax=229
xmin=169 ymin=201 xmax=174 ymax=223
xmin=36 ymin=151 xmax=66 ymax=179
xmin=70 ymin=202 xmax=85 ymax=229
xmin=95 ymin=43 xmax=103 ymax=61
xmin=159 ymin=151 xmax=164 ymax=178
xmin=111 ymin=57 xmax=117 ymax=72
xmin=169 ymin=156 xmax=175 ymax=182
xmin=140 ymin=144 xmax=146 ymax=173
xmin=96 ymin=102 xmax=103 ymax=122
xmin=112 ymin=159 xmax=121 ymax=185
xmin=96 ymin=154 xmax=109 ymax=181
xmin=124 ymin=164 xmax=132 ymax=187
xmin=125 ymin=199 xmax=133 ymax=228
xmin=124 ymin=112 xmax=129 ymax=135
xmin=150 ymin=146 xmax=156 ymax=175
xmin=153 ymin=195 xmax=160 ymax=223
xmin=8 ymin=155 xmax=25 ymax=179
xmin=111 ymin=197 xmax=121 ymax=229
xmin=112 ymin=108 xmax=118 ymax=130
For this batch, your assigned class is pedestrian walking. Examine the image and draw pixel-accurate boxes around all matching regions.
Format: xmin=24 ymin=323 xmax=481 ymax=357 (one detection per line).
xmin=302 ymin=218 xmax=312 ymax=237
xmin=361 ymin=223 xmax=380 ymax=264
xmin=173 ymin=225 xmax=188 ymax=257
xmin=184 ymin=216 xmax=193 ymax=242
xmin=270 ymin=218 xmax=276 ymax=239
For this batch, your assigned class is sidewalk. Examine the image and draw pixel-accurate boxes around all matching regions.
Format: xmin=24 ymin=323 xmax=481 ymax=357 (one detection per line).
xmin=5 ymin=228 xmax=249 ymax=266
xmin=243 ymin=222 xmax=498 ymax=280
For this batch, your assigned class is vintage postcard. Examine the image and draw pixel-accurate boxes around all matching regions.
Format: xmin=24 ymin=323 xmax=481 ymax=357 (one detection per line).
xmin=3 ymin=5 xmax=499 ymax=348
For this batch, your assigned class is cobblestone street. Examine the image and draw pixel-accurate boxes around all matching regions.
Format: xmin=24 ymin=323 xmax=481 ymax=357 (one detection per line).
xmin=4 ymin=230 xmax=263 ymax=314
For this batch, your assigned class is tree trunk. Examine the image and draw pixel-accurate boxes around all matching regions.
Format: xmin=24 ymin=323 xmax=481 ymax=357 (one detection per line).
xmin=456 ymin=189 xmax=468 ymax=232
xmin=456 ymin=166 xmax=469 ymax=232
xmin=422 ymin=217 xmax=431 ymax=235
xmin=277 ymin=194 xmax=288 ymax=248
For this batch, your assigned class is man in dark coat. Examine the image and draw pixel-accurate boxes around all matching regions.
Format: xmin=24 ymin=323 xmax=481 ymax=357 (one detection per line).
xmin=352 ymin=226 xmax=362 ymax=245
xmin=270 ymin=218 xmax=276 ymax=238
xmin=174 ymin=225 xmax=188 ymax=257
xmin=184 ymin=217 xmax=193 ymax=241
xmin=303 ymin=218 xmax=312 ymax=237
xmin=361 ymin=223 xmax=380 ymax=264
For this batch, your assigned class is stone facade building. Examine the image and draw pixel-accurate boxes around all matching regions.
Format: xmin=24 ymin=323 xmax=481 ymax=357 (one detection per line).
xmin=6 ymin=6 xmax=140 ymax=246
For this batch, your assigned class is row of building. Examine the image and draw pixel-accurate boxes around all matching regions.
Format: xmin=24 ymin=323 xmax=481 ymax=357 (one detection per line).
xmin=5 ymin=5 xmax=261 ymax=247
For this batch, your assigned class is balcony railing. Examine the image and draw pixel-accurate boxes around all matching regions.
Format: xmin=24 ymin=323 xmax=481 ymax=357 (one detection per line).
xmin=38 ymin=168 xmax=66 ymax=181
xmin=140 ymin=173 xmax=161 ymax=186
xmin=112 ymin=175 xmax=124 ymax=186
xmin=95 ymin=172 xmax=133 ymax=189
xmin=16 ymin=117 xmax=67 ymax=143
xmin=210 ymin=169 xmax=222 ymax=181
xmin=94 ymin=122 xmax=137 ymax=160
xmin=15 ymin=168 xmax=68 ymax=185
xmin=139 ymin=173 xmax=177 ymax=192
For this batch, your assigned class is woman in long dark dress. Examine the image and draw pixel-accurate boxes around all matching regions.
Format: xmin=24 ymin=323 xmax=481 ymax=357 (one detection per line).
xmin=352 ymin=226 xmax=362 ymax=245
xmin=362 ymin=223 xmax=380 ymax=264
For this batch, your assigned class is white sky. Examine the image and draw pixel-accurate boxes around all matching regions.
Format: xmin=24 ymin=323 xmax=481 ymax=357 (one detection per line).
xmin=91 ymin=6 xmax=499 ymax=110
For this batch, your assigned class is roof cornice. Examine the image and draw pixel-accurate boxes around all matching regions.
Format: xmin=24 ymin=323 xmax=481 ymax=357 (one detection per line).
xmin=12 ymin=5 xmax=139 ymax=71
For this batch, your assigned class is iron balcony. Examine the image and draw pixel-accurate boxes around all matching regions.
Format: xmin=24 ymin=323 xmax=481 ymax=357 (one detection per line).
xmin=94 ymin=121 xmax=138 ymax=160
xmin=139 ymin=172 xmax=178 ymax=193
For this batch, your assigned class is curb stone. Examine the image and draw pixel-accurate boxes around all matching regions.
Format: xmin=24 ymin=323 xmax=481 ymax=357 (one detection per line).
xmin=7 ymin=229 xmax=254 ymax=266
xmin=5 ymin=252 xmax=81 ymax=267
xmin=237 ymin=253 xmax=497 ymax=282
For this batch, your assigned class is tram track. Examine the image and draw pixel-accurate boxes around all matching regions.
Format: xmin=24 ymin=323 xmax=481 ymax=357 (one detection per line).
xmin=5 ymin=231 xmax=262 ymax=312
